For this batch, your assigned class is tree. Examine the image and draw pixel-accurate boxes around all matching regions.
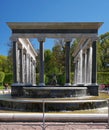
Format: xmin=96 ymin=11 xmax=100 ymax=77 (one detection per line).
xmin=52 ymin=39 xmax=65 ymax=74
xmin=70 ymin=39 xmax=79 ymax=72
xmin=44 ymin=49 xmax=54 ymax=74
xmin=0 ymin=71 xmax=5 ymax=85
xmin=97 ymin=32 xmax=109 ymax=71
xmin=7 ymin=41 xmax=13 ymax=73
xmin=0 ymin=55 xmax=9 ymax=72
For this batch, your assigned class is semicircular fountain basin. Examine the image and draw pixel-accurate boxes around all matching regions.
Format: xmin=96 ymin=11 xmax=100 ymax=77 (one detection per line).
xmin=0 ymin=92 xmax=107 ymax=112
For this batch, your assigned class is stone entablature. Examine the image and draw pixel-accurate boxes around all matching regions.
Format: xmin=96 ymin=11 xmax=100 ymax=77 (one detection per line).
xmin=7 ymin=22 xmax=102 ymax=39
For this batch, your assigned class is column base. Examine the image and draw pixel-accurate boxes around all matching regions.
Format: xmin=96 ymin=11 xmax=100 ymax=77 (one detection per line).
xmin=39 ymin=83 xmax=45 ymax=86
xmin=32 ymin=84 xmax=37 ymax=86
xmin=73 ymin=83 xmax=84 ymax=87
xmin=11 ymin=83 xmax=24 ymax=97
xmin=87 ymin=83 xmax=99 ymax=96
xmin=64 ymin=83 xmax=71 ymax=86
xmin=12 ymin=83 xmax=24 ymax=86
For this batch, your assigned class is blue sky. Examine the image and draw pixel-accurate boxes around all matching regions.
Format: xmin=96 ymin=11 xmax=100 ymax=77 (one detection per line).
xmin=0 ymin=0 xmax=109 ymax=56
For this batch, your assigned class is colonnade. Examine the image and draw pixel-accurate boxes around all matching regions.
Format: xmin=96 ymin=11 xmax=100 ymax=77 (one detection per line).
xmin=74 ymin=39 xmax=97 ymax=86
xmin=13 ymin=38 xmax=37 ymax=85
xmin=13 ymin=37 xmax=97 ymax=87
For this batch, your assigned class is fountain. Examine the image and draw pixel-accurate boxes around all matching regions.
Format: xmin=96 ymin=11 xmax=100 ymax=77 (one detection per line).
xmin=0 ymin=22 xmax=105 ymax=113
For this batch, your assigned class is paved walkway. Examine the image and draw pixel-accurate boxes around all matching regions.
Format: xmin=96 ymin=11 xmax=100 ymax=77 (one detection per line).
xmin=0 ymin=122 xmax=108 ymax=130
xmin=0 ymin=89 xmax=11 ymax=94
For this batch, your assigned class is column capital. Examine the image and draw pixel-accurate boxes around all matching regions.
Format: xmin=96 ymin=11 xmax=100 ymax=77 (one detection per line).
xmin=23 ymin=48 xmax=27 ymax=54
xmin=91 ymin=37 xmax=98 ymax=42
xmin=37 ymin=37 xmax=46 ymax=43
xmin=83 ymin=49 xmax=87 ymax=54
xmin=64 ymin=38 xmax=72 ymax=43
xmin=18 ymin=42 xmax=23 ymax=49
xmin=10 ymin=35 xmax=19 ymax=42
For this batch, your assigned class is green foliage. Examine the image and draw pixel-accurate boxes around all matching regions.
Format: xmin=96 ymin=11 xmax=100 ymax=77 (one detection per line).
xmin=44 ymin=49 xmax=55 ymax=74
xmin=0 ymin=86 xmax=4 ymax=90
xmin=70 ymin=73 xmax=74 ymax=84
xmin=52 ymin=42 xmax=65 ymax=73
xmin=0 ymin=71 xmax=5 ymax=85
xmin=97 ymin=72 xmax=109 ymax=84
xmin=97 ymin=32 xmax=109 ymax=71
xmin=57 ymin=73 xmax=65 ymax=85
xmin=0 ymin=55 xmax=13 ymax=73
xmin=70 ymin=39 xmax=78 ymax=72
xmin=3 ymin=73 xmax=13 ymax=85
xmin=36 ymin=73 xmax=39 ymax=85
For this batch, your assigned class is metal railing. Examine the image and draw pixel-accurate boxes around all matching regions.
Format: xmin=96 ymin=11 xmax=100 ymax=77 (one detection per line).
xmin=0 ymin=99 xmax=108 ymax=129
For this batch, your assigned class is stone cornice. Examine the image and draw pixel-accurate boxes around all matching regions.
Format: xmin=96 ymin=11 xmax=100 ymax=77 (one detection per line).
xmin=37 ymin=37 xmax=46 ymax=42
xmin=10 ymin=33 xmax=97 ymax=39
xmin=7 ymin=22 xmax=103 ymax=30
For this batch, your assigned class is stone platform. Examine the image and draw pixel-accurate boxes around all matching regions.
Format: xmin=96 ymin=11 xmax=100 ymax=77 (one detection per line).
xmin=0 ymin=94 xmax=107 ymax=112
xmin=11 ymin=83 xmax=99 ymax=98
xmin=24 ymin=86 xmax=88 ymax=98
xmin=11 ymin=85 xmax=87 ymax=98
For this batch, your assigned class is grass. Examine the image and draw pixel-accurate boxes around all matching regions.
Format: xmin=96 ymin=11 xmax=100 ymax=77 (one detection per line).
xmin=88 ymin=92 xmax=109 ymax=100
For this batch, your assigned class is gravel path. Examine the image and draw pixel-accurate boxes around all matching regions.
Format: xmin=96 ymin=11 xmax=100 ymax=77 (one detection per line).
xmin=0 ymin=122 xmax=108 ymax=130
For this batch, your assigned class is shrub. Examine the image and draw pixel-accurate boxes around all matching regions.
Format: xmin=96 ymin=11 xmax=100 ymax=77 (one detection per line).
xmin=0 ymin=71 xmax=5 ymax=85
xmin=97 ymin=72 xmax=109 ymax=84
xmin=3 ymin=73 xmax=13 ymax=85
xmin=56 ymin=73 xmax=65 ymax=85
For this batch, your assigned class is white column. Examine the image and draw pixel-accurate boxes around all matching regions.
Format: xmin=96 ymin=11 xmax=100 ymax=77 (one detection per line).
xmin=82 ymin=53 xmax=85 ymax=84
xmin=31 ymin=58 xmax=33 ymax=84
xmin=19 ymin=45 xmax=25 ymax=83
xmin=26 ymin=54 xmax=29 ymax=83
xmin=75 ymin=61 xmax=78 ymax=84
xmin=79 ymin=50 xmax=83 ymax=84
xmin=33 ymin=61 xmax=36 ymax=85
xmin=88 ymin=46 xmax=92 ymax=84
xmin=84 ymin=50 xmax=87 ymax=85
xmin=27 ymin=54 xmax=30 ymax=83
xmin=13 ymin=40 xmax=18 ymax=83
xmin=86 ymin=49 xmax=89 ymax=84
xmin=17 ymin=48 xmax=20 ymax=83
xmin=76 ymin=61 xmax=78 ymax=84
xmin=74 ymin=62 xmax=77 ymax=84
xmin=29 ymin=56 xmax=31 ymax=83
xmin=25 ymin=51 xmax=27 ymax=84
xmin=23 ymin=51 xmax=26 ymax=83
xmin=77 ymin=60 xmax=79 ymax=84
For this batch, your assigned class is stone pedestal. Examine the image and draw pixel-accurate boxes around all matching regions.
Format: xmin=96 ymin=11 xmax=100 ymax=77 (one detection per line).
xmin=11 ymin=83 xmax=24 ymax=97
